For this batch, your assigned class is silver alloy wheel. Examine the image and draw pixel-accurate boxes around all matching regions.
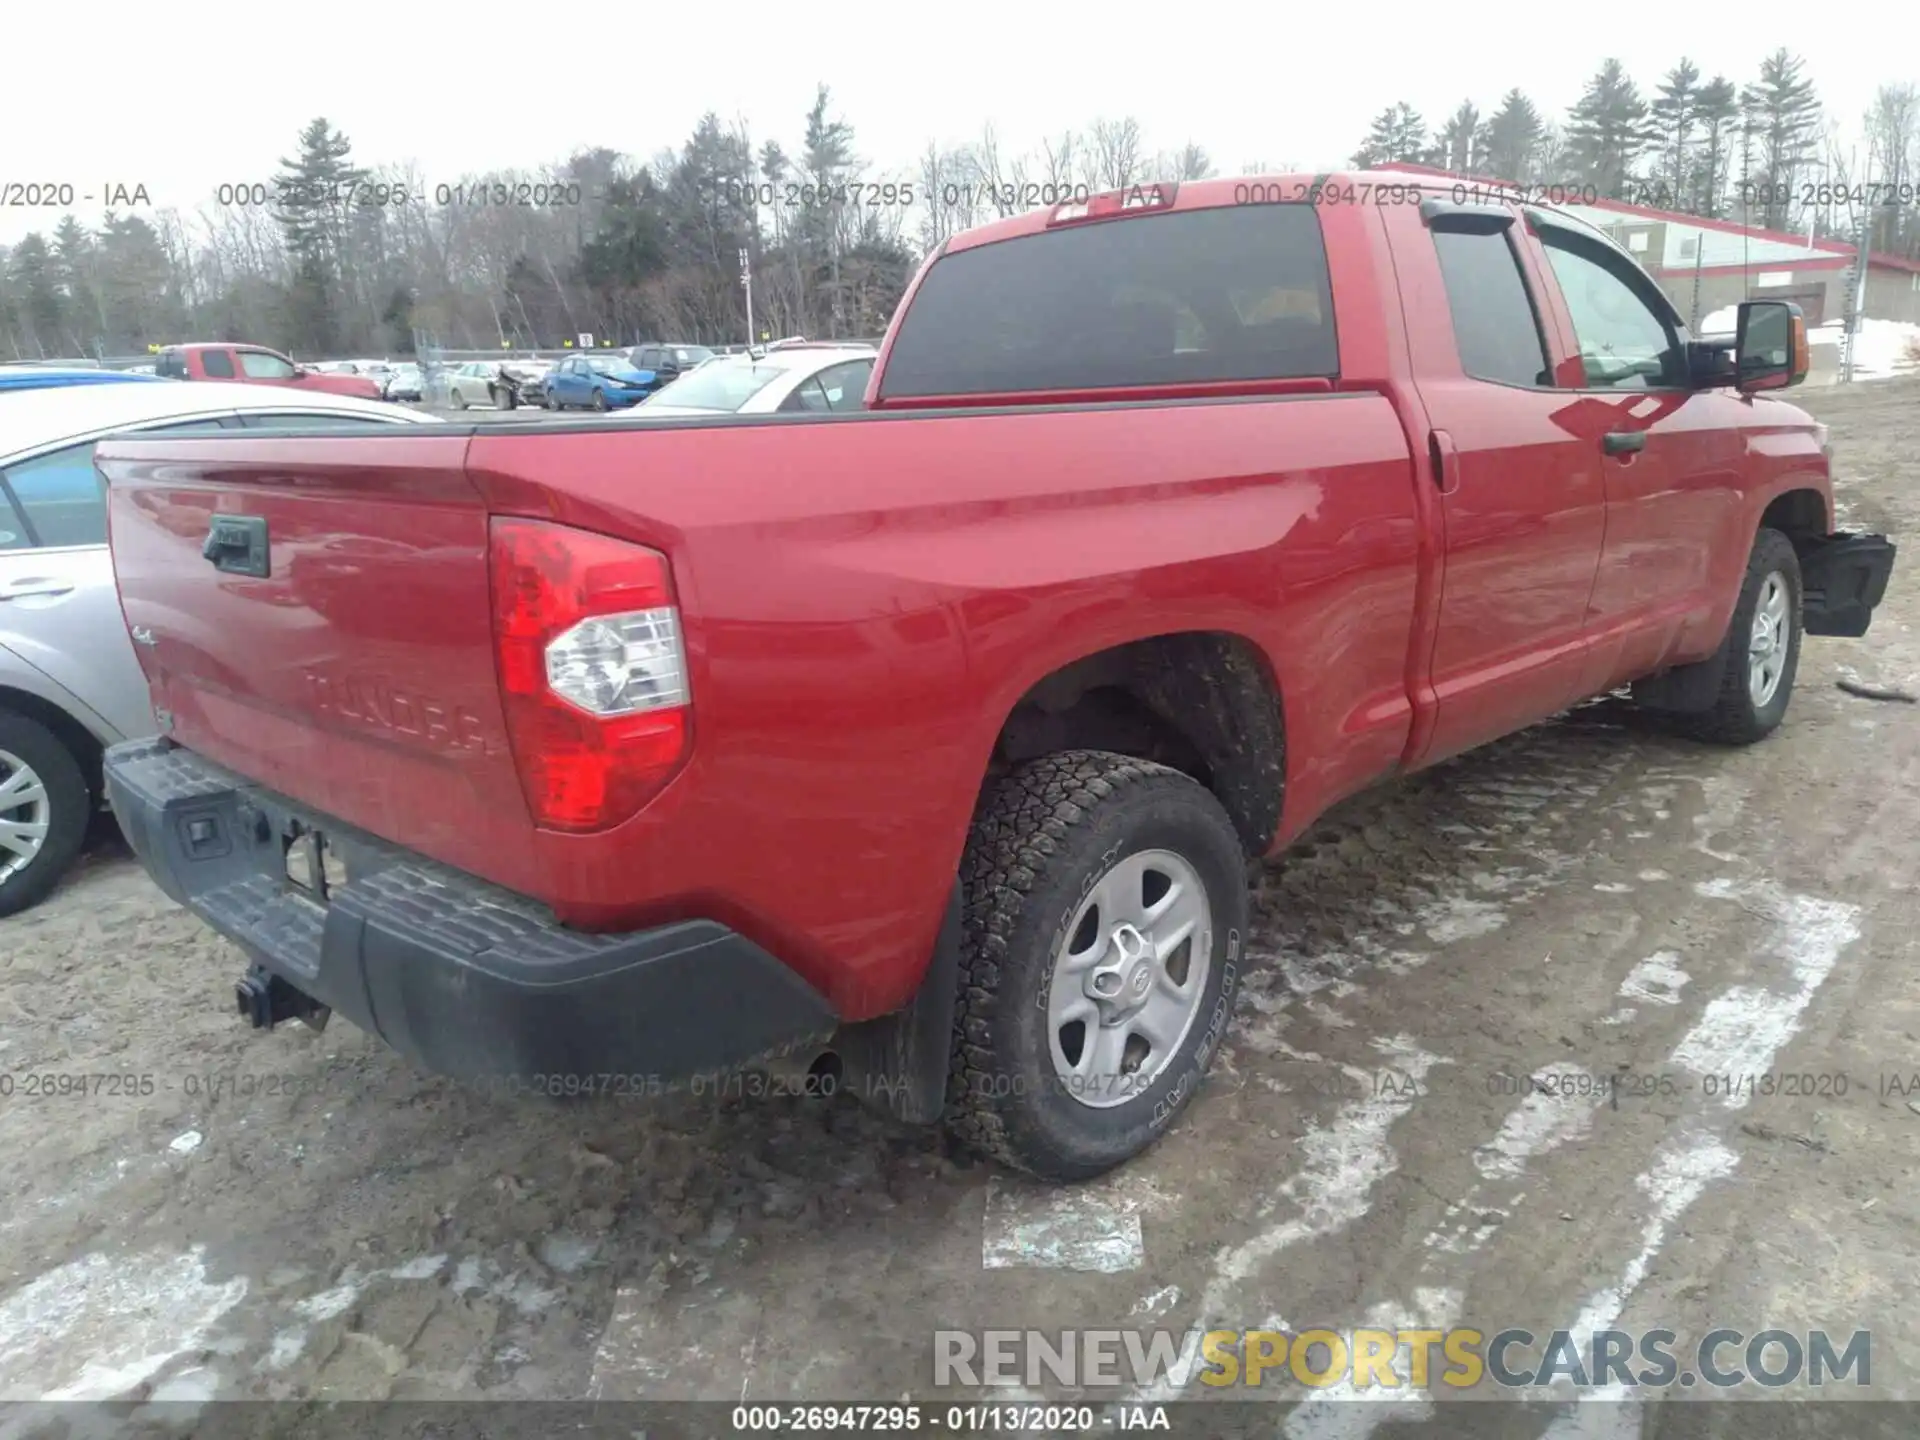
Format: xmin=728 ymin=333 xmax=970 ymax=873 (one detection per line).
xmin=1046 ymin=848 xmax=1213 ymax=1110
xmin=1748 ymin=570 xmax=1790 ymax=709
xmin=0 ymin=748 xmax=51 ymax=884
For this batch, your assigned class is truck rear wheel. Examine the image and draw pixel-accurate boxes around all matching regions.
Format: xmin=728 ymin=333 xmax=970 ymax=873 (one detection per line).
xmin=0 ymin=712 xmax=90 ymax=917
xmin=946 ymin=751 xmax=1246 ymax=1181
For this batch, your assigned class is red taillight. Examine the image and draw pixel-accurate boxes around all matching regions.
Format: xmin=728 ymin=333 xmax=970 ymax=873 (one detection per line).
xmin=1047 ymin=181 xmax=1179 ymax=226
xmin=488 ymin=517 xmax=691 ymax=832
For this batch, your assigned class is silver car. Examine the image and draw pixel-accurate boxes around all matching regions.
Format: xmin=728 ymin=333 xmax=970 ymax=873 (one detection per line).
xmin=622 ymin=344 xmax=875 ymax=420
xmin=0 ymin=383 xmax=441 ymax=915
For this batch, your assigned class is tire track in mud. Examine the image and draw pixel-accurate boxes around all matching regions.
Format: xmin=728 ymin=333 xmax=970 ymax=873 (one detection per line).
xmin=1121 ymin=716 xmax=1696 ymax=1405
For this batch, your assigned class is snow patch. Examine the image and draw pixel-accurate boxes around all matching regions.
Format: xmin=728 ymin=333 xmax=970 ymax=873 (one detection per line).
xmin=1421 ymin=897 xmax=1508 ymax=944
xmin=0 ymin=1247 xmax=246 ymax=1402
xmin=1131 ymin=1037 xmax=1442 ymax=1401
xmin=1618 ymin=952 xmax=1689 ymax=1007
xmin=1672 ymin=880 xmax=1861 ymax=1105
xmin=983 ymin=1178 xmax=1145 ymax=1273
xmin=1473 ymin=1069 xmax=1605 ymax=1179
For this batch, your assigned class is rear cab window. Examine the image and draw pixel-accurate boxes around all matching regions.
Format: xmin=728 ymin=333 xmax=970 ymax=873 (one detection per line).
xmin=200 ymin=349 xmax=235 ymax=379
xmin=877 ymin=203 xmax=1338 ymax=400
xmin=1428 ymin=224 xmax=1554 ymax=387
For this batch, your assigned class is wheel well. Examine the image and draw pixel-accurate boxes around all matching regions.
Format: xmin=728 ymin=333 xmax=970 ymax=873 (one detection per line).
xmin=1761 ymin=488 xmax=1829 ymax=556
xmin=0 ymin=686 xmax=105 ymax=800
xmin=989 ymin=632 xmax=1284 ymax=855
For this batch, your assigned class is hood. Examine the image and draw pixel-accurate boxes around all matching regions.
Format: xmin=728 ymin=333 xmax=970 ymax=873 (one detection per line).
xmin=590 ymin=365 xmax=654 ymax=385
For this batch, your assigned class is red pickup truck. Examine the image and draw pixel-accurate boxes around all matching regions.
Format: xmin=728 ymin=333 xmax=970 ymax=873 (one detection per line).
xmin=97 ymin=174 xmax=1894 ymax=1181
xmin=154 ymin=342 xmax=384 ymax=400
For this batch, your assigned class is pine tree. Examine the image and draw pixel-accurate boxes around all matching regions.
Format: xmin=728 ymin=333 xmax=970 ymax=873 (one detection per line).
xmin=1649 ymin=60 xmax=1702 ymax=211
xmin=51 ymin=216 xmax=104 ymax=355
xmin=1690 ymin=78 xmax=1739 ymax=218
xmin=1439 ymin=102 xmax=1483 ymax=174
xmin=272 ymin=118 xmax=368 ymax=353
xmin=1351 ymin=103 xmax=1428 ymax=168
xmin=800 ymin=86 xmax=857 ymax=337
xmin=1483 ymin=90 xmax=1544 ymax=183
xmin=1565 ymin=60 xmax=1652 ymax=200
xmin=1739 ymin=50 xmax=1823 ymax=232
xmin=5 ymin=234 xmax=63 ymax=357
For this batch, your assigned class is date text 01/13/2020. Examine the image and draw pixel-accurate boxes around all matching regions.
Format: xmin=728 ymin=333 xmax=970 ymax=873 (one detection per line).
xmin=728 ymin=1404 xmax=1171 ymax=1431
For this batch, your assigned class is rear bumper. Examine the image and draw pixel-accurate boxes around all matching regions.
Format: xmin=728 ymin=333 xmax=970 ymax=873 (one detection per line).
xmin=1802 ymin=532 xmax=1897 ymax=638
xmin=103 ymin=738 xmax=838 ymax=1087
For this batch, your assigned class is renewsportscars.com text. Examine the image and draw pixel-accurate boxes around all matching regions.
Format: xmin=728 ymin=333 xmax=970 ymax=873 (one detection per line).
xmin=932 ymin=1327 xmax=1871 ymax=1391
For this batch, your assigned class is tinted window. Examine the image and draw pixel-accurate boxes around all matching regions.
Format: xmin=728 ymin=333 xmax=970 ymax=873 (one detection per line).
xmin=200 ymin=349 xmax=235 ymax=379
xmin=239 ymin=412 xmax=405 ymax=429
xmin=815 ymin=359 xmax=873 ymax=411
xmin=1538 ymin=227 xmax=1685 ymax=389
xmin=879 ymin=204 xmax=1338 ymax=398
xmin=1431 ymin=228 xmax=1552 ymax=387
xmin=0 ymin=419 xmax=228 ymax=549
xmin=781 ymin=378 xmax=833 ymax=413
xmin=239 ymin=350 xmax=298 ymax=379
xmin=155 ymin=349 xmax=188 ymax=379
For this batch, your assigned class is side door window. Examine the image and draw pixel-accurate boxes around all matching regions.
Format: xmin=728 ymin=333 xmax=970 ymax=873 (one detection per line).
xmin=0 ymin=419 xmax=231 ymax=550
xmin=1536 ymin=225 xmax=1686 ymax=389
xmin=200 ymin=349 xmax=236 ymax=378
xmin=778 ymin=377 xmax=832 ymax=413
xmin=238 ymin=350 xmax=299 ymax=380
xmin=813 ymin=359 xmax=874 ymax=411
xmin=1429 ymin=226 xmax=1553 ymax=387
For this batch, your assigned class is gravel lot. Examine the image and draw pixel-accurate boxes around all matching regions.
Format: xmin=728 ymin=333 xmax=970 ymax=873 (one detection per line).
xmin=3 ymin=379 xmax=1918 ymax=1425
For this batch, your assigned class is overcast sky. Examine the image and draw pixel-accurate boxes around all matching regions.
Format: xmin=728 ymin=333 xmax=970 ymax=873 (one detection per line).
xmin=3 ymin=1 xmax=1908 ymax=245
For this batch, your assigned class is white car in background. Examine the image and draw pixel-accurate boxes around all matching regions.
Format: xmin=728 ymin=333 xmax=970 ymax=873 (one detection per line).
xmin=446 ymin=361 xmax=507 ymax=409
xmin=623 ymin=343 xmax=875 ymax=420
xmin=0 ymin=383 xmax=440 ymax=915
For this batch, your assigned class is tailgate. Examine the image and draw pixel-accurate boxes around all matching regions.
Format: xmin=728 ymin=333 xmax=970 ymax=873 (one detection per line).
xmin=97 ymin=432 xmax=539 ymax=888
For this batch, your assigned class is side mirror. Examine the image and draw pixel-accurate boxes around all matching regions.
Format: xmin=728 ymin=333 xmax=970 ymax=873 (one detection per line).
xmin=1735 ymin=300 xmax=1808 ymax=393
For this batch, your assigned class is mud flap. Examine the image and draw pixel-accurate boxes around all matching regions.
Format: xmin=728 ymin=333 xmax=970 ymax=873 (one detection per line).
xmin=1801 ymin=532 xmax=1896 ymax=638
xmin=1630 ymin=644 xmax=1730 ymax=714
xmin=833 ymin=888 xmax=962 ymax=1126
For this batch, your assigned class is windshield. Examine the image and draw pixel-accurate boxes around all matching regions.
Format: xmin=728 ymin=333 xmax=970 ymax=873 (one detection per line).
xmin=645 ymin=357 xmax=788 ymax=410
xmin=586 ymin=356 xmax=631 ymax=374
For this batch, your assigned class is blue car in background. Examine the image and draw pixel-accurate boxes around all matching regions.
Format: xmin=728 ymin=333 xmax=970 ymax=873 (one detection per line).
xmin=0 ymin=367 xmax=166 ymax=393
xmin=542 ymin=353 xmax=656 ymax=411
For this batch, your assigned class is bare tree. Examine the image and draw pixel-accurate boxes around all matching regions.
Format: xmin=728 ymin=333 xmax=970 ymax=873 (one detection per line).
xmin=1090 ymin=116 xmax=1145 ymax=190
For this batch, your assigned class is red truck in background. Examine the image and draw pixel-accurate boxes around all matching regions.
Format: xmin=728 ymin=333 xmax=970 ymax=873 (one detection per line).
xmin=154 ymin=342 xmax=384 ymax=400
xmin=97 ymin=174 xmax=1894 ymax=1181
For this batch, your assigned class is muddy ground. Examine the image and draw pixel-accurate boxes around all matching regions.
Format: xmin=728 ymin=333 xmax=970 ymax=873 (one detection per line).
xmin=3 ymin=379 xmax=1919 ymax=1433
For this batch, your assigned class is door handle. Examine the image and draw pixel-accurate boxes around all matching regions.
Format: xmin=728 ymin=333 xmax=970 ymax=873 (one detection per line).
xmin=1428 ymin=428 xmax=1461 ymax=495
xmin=1603 ymin=430 xmax=1647 ymax=456
xmin=0 ymin=578 xmax=75 ymax=600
